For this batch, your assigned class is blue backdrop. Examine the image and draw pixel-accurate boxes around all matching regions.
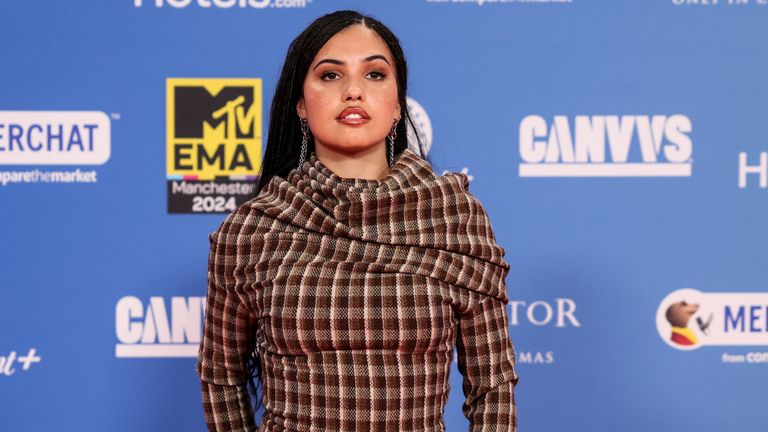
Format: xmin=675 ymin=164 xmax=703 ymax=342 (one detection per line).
xmin=2 ymin=0 xmax=767 ymax=431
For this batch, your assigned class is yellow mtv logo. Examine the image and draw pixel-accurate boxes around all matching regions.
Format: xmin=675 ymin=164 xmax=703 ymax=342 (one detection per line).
xmin=166 ymin=78 xmax=262 ymax=180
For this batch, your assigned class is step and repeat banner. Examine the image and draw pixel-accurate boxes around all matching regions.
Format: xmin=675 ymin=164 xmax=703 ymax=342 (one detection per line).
xmin=2 ymin=1 xmax=767 ymax=431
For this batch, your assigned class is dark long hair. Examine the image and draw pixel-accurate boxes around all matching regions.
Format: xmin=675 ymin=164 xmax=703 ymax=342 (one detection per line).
xmin=245 ymin=10 xmax=431 ymax=416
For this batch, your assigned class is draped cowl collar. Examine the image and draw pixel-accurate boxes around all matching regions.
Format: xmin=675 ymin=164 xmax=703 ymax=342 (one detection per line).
xmin=247 ymin=147 xmax=511 ymax=302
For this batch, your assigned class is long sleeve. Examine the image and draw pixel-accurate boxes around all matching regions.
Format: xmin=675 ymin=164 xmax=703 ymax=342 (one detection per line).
xmin=201 ymin=381 xmax=257 ymax=431
xmin=197 ymin=225 xmax=258 ymax=431
xmin=456 ymin=295 xmax=520 ymax=432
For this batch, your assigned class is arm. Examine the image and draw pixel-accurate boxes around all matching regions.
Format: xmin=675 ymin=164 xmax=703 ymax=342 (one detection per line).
xmin=456 ymin=295 xmax=520 ymax=432
xmin=200 ymin=381 xmax=257 ymax=431
xmin=197 ymin=227 xmax=257 ymax=431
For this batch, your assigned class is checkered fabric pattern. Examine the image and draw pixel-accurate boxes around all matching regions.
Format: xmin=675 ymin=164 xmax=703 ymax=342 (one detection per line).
xmin=197 ymin=148 xmax=519 ymax=431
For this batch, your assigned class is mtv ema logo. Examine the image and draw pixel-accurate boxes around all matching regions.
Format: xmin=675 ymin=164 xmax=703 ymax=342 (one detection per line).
xmin=656 ymin=288 xmax=768 ymax=351
xmin=519 ymin=115 xmax=692 ymax=177
xmin=166 ymin=78 xmax=262 ymax=214
xmin=115 ymin=296 xmax=205 ymax=358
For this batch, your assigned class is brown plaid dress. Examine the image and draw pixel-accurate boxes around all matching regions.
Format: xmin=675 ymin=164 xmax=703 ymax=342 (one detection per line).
xmin=197 ymin=148 xmax=519 ymax=431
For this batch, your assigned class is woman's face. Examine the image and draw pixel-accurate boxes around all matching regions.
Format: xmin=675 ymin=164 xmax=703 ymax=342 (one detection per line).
xmin=297 ymin=25 xmax=401 ymax=155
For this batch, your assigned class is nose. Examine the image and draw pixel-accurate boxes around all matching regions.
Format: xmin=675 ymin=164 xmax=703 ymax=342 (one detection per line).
xmin=343 ymin=78 xmax=364 ymax=102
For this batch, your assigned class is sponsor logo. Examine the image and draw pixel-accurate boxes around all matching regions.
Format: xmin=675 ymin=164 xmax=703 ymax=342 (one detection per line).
xmin=517 ymin=351 xmax=555 ymax=364
xmin=671 ymin=0 xmax=768 ymax=7
xmin=506 ymin=298 xmax=581 ymax=366
xmin=0 ymin=111 xmax=110 ymax=165
xmin=115 ymin=296 xmax=205 ymax=358
xmin=426 ymin=0 xmax=573 ymax=5
xmin=657 ymin=288 xmax=768 ymax=351
xmin=738 ymin=151 xmax=767 ymax=188
xmin=166 ymin=78 xmax=262 ymax=213
xmin=0 ymin=111 xmax=110 ymax=186
xmin=134 ymin=0 xmax=310 ymax=8
xmin=518 ymin=115 xmax=693 ymax=177
xmin=0 ymin=348 xmax=42 ymax=376
xmin=508 ymin=298 xmax=581 ymax=327
xmin=406 ymin=96 xmax=433 ymax=155
xmin=404 ymin=96 xmax=476 ymax=182
xmin=409 ymin=96 xmax=472 ymax=180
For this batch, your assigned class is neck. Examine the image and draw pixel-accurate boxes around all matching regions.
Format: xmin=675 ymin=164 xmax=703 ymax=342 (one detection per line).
xmin=314 ymin=142 xmax=390 ymax=181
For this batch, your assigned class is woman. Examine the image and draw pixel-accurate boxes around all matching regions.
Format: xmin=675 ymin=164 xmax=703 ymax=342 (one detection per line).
xmin=197 ymin=10 xmax=519 ymax=432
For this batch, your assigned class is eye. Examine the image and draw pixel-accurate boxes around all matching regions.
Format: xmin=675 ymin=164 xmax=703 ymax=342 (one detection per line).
xmin=320 ymin=71 xmax=340 ymax=81
xmin=368 ymin=71 xmax=386 ymax=80
xmin=319 ymin=70 xmax=387 ymax=81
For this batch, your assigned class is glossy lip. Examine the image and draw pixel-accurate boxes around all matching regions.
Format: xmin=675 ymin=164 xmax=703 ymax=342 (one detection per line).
xmin=336 ymin=106 xmax=370 ymax=120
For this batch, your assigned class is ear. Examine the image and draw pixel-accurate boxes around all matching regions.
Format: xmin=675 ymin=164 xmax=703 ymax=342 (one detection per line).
xmin=296 ymin=97 xmax=306 ymax=119
xmin=393 ymin=102 xmax=401 ymax=122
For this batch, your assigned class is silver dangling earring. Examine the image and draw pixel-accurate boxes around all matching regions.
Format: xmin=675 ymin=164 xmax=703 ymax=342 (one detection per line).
xmin=387 ymin=119 xmax=399 ymax=168
xmin=298 ymin=118 xmax=309 ymax=167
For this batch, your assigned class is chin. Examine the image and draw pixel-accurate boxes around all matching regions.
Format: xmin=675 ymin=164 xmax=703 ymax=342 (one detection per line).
xmin=326 ymin=143 xmax=381 ymax=156
xmin=320 ymin=136 xmax=383 ymax=151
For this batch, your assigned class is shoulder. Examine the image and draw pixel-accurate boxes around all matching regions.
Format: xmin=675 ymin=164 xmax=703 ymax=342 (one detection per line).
xmin=439 ymin=170 xmax=492 ymax=215
xmin=207 ymin=197 xmax=266 ymax=246
xmin=438 ymin=170 xmax=504 ymax=248
xmin=439 ymin=169 xmax=471 ymax=191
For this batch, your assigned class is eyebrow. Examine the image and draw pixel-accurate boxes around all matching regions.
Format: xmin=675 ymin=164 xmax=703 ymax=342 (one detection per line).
xmin=312 ymin=55 xmax=390 ymax=71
